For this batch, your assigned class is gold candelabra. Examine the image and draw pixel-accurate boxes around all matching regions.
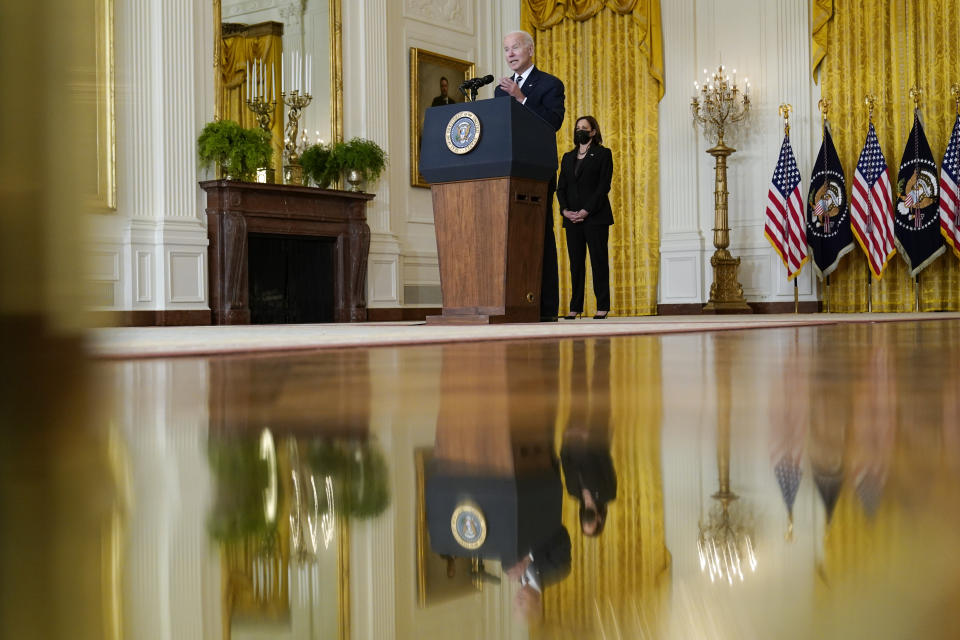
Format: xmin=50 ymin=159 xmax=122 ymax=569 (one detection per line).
xmin=246 ymin=58 xmax=278 ymax=183
xmin=246 ymin=96 xmax=276 ymax=133
xmin=282 ymin=90 xmax=313 ymax=185
xmin=691 ymin=65 xmax=753 ymax=313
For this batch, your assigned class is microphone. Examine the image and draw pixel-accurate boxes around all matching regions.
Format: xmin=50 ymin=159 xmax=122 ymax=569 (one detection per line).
xmin=458 ymin=74 xmax=495 ymax=93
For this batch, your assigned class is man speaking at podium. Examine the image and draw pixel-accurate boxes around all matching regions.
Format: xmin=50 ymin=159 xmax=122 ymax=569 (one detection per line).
xmin=495 ymin=30 xmax=565 ymax=321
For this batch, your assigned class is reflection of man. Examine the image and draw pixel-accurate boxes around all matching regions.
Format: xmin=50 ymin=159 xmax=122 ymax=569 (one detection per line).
xmin=506 ymin=526 xmax=572 ymax=622
xmin=495 ymin=30 xmax=565 ymax=321
xmin=431 ymin=76 xmax=457 ymax=106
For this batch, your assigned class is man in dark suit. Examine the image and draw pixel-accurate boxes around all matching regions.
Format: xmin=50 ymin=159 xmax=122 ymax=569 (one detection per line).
xmin=430 ymin=76 xmax=457 ymax=107
xmin=494 ymin=30 xmax=565 ymax=321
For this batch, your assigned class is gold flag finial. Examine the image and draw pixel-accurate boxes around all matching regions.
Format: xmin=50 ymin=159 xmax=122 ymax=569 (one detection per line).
xmin=818 ymin=98 xmax=831 ymax=121
xmin=865 ymin=94 xmax=876 ymax=122
xmin=778 ymin=103 xmax=792 ymax=136
xmin=951 ymin=84 xmax=960 ymax=114
xmin=909 ymin=86 xmax=923 ymax=109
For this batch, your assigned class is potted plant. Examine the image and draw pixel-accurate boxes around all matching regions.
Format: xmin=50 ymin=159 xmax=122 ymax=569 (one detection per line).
xmin=300 ymin=142 xmax=339 ymax=189
xmin=197 ymin=119 xmax=273 ymax=182
xmin=340 ymin=137 xmax=387 ymax=191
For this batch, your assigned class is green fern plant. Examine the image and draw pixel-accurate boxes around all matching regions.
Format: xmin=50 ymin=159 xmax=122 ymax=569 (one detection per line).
xmin=197 ymin=119 xmax=273 ymax=182
xmin=300 ymin=142 xmax=339 ymax=188
xmin=341 ymin=137 xmax=387 ymax=183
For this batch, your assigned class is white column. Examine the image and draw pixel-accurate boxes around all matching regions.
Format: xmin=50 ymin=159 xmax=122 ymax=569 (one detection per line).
xmin=90 ymin=0 xmax=210 ymax=313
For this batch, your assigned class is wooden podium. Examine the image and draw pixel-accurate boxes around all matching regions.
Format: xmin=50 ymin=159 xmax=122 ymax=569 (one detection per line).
xmin=419 ymin=98 xmax=558 ymax=324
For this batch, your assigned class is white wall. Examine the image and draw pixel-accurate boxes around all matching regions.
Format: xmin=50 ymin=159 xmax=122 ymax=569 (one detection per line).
xmin=658 ymin=0 xmax=819 ymax=305
xmin=87 ymin=0 xmax=213 ymax=314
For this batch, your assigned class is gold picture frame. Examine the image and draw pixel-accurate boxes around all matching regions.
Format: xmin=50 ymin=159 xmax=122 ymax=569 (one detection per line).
xmin=94 ymin=0 xmax=116 ymax=211
xmin=415 ymin=448 xmax=482 ymax=607
xmin=409 ymin=48 xmax=476 ymax=188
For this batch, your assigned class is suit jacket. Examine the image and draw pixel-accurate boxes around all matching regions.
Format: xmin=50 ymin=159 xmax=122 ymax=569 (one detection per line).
xmin=556 ymin=144 xmax=614 ymax=229
xmin=431 ymin=95 xmax=457 ymax=106
xmin=525 ymin=526 xmax=571 ymax=590
xmin=493 ymin=66 xmax=565 ymax=133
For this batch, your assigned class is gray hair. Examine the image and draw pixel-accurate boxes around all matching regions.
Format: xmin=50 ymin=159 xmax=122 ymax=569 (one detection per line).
xmin=504 ymin=30 xmax=535 ymax=53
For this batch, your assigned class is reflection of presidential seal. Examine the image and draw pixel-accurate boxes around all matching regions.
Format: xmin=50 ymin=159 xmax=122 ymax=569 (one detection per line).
xmin=450 ymin=501 xmax=486 ymax=550
xmin=445 ymin=111 xmax=481 ymax=155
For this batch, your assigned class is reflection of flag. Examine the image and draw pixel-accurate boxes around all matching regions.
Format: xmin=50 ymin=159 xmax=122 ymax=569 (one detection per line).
xmin=895 ymin=111 xmax=944 ymax=275
xmin=851 ymin=123 xmax=896 ymax=278
xmin=807 ymin=122 xmax=854 ymax=278
xmin=764 ymin=135 xmax=808 ymax=279
xmin=775 ymin=458 xmax=802 ymax=519
xmin=940 ymin=113 xmax=960 ymax=259
xmin=851 ymin=325 xmax=897 ymax=518
xmin=813 ymin=468 xmax=843 ymax=523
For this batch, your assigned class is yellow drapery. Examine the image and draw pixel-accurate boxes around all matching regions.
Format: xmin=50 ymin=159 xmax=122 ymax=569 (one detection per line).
xmin=522 ymin=2 xmax=663 ymax=316
xmin=218 ymin=28 xmax=284 ymax=175
xmin=537 ymin=338 xmax=669 ymax=637
xmin=813 ymin=0 xmax=960 ymax=311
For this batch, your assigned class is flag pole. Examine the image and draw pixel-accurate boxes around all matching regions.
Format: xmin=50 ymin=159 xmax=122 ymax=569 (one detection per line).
xmin=825 ymin=275 xmax=830 ymax=313
xmin=779 ymin=103 xmax=799 ymax=314
xmin=818 ymin=98 xmax=831 ymax=314
xmin=865 ymin=94 xmax=876 ymax=313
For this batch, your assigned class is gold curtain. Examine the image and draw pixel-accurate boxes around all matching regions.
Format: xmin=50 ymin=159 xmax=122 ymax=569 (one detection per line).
xmin=522 ymin=2 xmax=663 ymax=316
xmin=219 ymin=31 xmax=284 ymax=175
xmin=814 ymin=0 xmax=960 ymax=311
xmin=538 ymin=338 xmax=669 ymax=637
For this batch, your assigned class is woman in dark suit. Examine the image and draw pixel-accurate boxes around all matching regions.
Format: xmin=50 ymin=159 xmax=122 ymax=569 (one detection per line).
xmin=556 ymin=115 xmax=613 ymax=319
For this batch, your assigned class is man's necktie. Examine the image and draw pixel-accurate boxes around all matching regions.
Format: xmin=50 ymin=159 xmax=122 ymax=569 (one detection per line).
xmin=515 ymin=74 xmax=523 ymax=87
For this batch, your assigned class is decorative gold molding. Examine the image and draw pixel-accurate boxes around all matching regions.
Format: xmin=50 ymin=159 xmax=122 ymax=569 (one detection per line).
xmin=338 ymin=517 xmax=350 ymax=640
xmin=331 ymin=0 xmax=344 ymax=143
xmin=95 ymin=0 xmax=117 ymax=211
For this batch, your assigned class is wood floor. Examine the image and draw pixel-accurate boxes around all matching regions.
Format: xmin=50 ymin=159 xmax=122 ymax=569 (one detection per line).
xmin=7 ymin=318 xmax=960 ymax=638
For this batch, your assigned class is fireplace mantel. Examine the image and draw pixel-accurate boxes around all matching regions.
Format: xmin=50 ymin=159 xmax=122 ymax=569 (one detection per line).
xmin=201 ymin=180 xmax=374 ymax=324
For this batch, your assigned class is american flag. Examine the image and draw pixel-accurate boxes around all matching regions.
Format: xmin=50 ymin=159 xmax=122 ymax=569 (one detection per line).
xmin=940 ymin=113 xmax=960 ymax=259
xmin=850 ymin=123 xmax=896 ymax=278
xmin=764 ymin=135 xmax=808 ymax=279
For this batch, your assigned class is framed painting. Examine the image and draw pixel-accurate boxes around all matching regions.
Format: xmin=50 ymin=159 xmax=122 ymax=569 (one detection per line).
xmin=409 ymin=48 xmax=475 ymax=188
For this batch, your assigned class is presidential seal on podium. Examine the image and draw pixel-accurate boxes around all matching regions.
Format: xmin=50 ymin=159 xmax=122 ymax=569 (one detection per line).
xmin=445 ymin=111 xmax=481 ymax=155
xmin=450 ymin=501 xmax=487 ymax=549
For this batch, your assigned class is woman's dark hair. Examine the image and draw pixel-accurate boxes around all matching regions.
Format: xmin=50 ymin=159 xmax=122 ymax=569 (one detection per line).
xmin=575 ymin=115 xmax=603 ymax=146
xmin=578 ymin=499 xmax=608 ymax=537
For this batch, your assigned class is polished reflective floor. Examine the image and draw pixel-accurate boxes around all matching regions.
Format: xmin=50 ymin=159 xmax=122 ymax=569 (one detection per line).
xmin=17 ymin=320 xmax=960 ymax=639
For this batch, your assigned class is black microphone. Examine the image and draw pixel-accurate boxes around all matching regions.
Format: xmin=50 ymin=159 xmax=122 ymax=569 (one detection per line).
xmin=458 ymin=74 xmax=495 ymax=93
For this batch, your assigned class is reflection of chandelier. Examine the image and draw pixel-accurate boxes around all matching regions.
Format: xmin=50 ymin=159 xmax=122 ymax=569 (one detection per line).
xmin=697 ymin=499 xmax=757 ymax=585
xmin=289 ymin=439 xmax=337 ymax=563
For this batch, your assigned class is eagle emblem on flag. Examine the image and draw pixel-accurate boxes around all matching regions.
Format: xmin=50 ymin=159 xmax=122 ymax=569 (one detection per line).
xmin=810 ymin=180 xmax=844 ymax=232
xmin=897 ymin=167 xmax=938 ymax=226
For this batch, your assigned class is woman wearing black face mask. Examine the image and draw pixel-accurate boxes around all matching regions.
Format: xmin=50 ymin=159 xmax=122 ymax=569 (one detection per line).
xmin=556 ymin=115 xmax=614 ymax=319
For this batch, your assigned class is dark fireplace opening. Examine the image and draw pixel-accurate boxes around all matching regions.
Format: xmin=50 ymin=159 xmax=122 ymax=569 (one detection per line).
xmin=248 ymin=233 xmax=336 ymax=324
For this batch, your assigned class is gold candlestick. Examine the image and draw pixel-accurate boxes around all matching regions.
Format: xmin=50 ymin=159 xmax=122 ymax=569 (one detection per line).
xmin=246 ymin=97 xmax=277 ymax=184
xmin=246 ymin=96 xmax=276 ymax=133
xmin=692 ymin=65 xmax=753 ymax=313
xmin=281 ymin=90 xmax=313 ymax=185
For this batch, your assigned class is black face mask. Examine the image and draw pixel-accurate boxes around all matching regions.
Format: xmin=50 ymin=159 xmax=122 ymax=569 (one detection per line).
xmin=574 ymin=129 xmax=591 ymax=145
